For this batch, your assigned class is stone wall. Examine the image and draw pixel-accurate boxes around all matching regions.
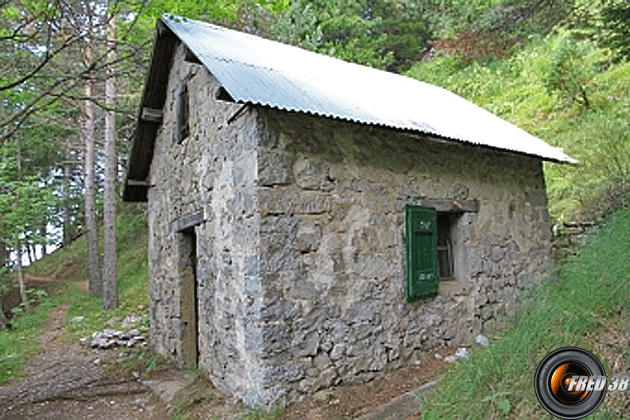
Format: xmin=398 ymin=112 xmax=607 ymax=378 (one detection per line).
xmin=147 ymin=42 xmax=269 ymax=404
xmin=552 ymin=221 xmax=597 ymax=260
xmin=146 ymin=40 xmax=553 ymax=408
xmin=254 ymin=110 xmax=553 ymax=405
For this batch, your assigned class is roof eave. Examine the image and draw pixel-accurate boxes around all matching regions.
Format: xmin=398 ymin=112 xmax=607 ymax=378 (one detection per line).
xmin=122 ymin=16 xmax=577 ymax=204
xmin=248 ymin=102 xmax=578 ymax=165
xmin=123 ymin=19 xmax=178 ymax=202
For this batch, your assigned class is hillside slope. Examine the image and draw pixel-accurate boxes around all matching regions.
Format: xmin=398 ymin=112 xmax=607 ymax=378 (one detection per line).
xmin=420 ymin=206 xmax=630 ymax=418
xmin=408 ymin=29 xmax=630 ymax=220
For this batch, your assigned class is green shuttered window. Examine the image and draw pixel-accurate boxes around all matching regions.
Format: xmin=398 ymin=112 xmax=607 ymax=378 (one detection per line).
xmin=405 ymin=204 xmax=438 ymax=302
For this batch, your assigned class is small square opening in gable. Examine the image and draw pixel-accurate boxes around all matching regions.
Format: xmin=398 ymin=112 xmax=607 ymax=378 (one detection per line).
xmin=177 ymin=83 xmax=190 ymax=143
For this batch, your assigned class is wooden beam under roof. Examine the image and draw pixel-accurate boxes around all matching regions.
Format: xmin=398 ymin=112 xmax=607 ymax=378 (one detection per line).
xmin=141 ymin=107 xmax=163 ymax=123
xmin=418 ymin=199 xmax=479 ymax=213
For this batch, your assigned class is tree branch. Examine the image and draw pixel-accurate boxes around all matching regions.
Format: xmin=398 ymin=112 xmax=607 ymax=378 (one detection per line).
xmin=48 ymin=92 xmax=136 ymax=117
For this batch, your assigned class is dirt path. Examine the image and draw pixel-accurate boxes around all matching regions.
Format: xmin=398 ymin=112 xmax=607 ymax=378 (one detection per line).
xmin=0 ymin=301 xmax=450 ymax=419
xmin=0 ymin=304 xmax=169 ymax=420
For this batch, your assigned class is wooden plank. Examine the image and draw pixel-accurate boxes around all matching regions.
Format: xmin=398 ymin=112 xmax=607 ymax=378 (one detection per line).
xmin=124 ymin=29 xmax=176 ymax=202
xmin=141 ymin=107 xmax=163 ymax=123
xmin=170 ymin=210 xmax=205 ymax=233
xmin=125 ymin=179 xmax=152 ymax=187
xmin=418 ymin=199 xmax=479 ymax=213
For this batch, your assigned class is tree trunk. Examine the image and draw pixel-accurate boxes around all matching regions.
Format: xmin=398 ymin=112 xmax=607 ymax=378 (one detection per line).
xmin=0 ymin=240 xmax=6 ymax=269
xmin=83 ymin=11 xmax=101 ymax=297
xmin=63 ymin=150 xmax=72 ymax=248
xmin=579 ymin=85 xmax=590 ymax=108
xmin=16 ymin=242 xmax=32 ymax=314
xmin=0 ymin=297 xmax=7 ymax=330
xmin=25 ymin=237 xmax=33 ymax=266
xmin=29 ymin=240 xmax=36 ymax=265
xmin=102 ymin=8 xmax=118 ymax=310
xmin=0 ymin=242 xmax=6 ymax=329
xmin=41 ymin=222 xmax=47 ymax=257
xmin=14 ymin=132 xmax=31 ymax=314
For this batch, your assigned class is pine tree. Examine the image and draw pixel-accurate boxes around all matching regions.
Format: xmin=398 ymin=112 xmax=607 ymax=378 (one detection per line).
xmin=102 ymin=4 xmax=118 ymax=310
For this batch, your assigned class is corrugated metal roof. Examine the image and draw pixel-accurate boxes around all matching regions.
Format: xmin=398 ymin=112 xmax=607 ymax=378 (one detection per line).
xmin=162 ymin=16 xmax=575 ymax=163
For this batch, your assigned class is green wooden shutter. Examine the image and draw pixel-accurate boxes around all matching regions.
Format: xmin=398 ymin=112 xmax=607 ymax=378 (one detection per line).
xmin=405 ymin=204 xmax=438 ymax=302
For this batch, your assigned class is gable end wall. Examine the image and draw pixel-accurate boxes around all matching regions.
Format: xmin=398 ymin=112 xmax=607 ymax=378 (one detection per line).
xmin=147 ymin=42 xmax=270 ymax=404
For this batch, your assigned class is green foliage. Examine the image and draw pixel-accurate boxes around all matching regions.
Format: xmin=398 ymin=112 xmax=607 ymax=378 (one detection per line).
xmin=10 ymin=289 xmax=49 ymax=315
xmin=120 ymin=0 xmax=285 ymax=40
xmin=65 ymin=208 xmax=149 ymax=340
xmin=542 ymin=31 xmax=598 ymax=107
xmin=481 ymin=392 xmax=511 ymax=416
xmin=0 ymin=291 xmax=60 ymax=384
xmin=265 ymin=0 xmax=325 ymax=52
xmin=0 ymin=140 xmax=60 ymax=254
xmin=602 ymin=0 xmax=630 ymax=61
xmin=407 ymin=29 xmax=629 ymax=219
xmin=427 ymin=0 xmax=573 ymax=62
xmin=427 ymin=0 xmax=506 ymax=37
xmin=543 ymin=60 xmax=630 ymax=217
xmin=265 ymin=0 xmax=434 ymax=71
xmin=421 ymin=208 xmax=630 ymax=419
xmin=369 ymin=0 xmax=434 ymax=72
xmin=138 ymin=0 xmax=241 ymax=25
xmin=567 ymin=0 xmax=609 ymax=33
xmin=245 ymin=406 xmax=284 ymax=420
xmin=266 ymin=0 xmax=391 ymax=69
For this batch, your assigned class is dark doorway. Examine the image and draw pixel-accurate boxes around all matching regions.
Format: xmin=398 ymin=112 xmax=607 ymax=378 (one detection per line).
xmin=179 ymin=227 xmax=198 ymax=368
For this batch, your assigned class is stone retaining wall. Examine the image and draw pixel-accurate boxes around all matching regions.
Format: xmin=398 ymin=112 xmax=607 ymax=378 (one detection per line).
xmin=552 ymin=221 xmax=597 ymax=260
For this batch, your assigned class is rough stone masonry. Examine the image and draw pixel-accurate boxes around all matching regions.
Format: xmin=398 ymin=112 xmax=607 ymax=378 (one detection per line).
xmin=146 ymin=42 xmax=553 ymax=407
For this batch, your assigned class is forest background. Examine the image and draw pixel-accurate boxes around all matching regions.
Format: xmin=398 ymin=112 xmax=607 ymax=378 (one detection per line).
xmin=1 ymin=0 xmax=629 ymax=319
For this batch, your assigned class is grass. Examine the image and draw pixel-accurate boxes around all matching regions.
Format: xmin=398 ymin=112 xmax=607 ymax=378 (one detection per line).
xmin=0 ymin=290 xmax=61 ymax=384
xmin=244 ymin=407 xmax=284 ymax=420
xmin=58 ymin=203 xmax=150 ymax=342
xmin=0 ymin=203 xmax=150 ymax=383
xmin=169 ymin=373 xmax=216 ymax=420
xmin=420 ymin=206 xmax=630 ymax=419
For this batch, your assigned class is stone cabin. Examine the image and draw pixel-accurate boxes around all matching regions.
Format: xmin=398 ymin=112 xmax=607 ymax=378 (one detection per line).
xmin=123 ymin=16 xmax=575 ymax=406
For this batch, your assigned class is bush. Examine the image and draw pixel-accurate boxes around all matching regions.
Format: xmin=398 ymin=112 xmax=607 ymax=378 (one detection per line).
xmin=542 ymin=31 xmax=596 ymax=107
